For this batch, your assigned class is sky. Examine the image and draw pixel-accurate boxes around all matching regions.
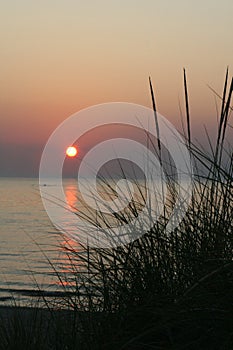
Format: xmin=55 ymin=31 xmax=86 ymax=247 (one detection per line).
xmin=0 ymin=0 xmax=233 ymax=176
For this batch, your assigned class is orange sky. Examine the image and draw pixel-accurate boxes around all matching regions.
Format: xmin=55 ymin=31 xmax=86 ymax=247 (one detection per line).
xmin=0 ymin=1 xmax=232 ymax=176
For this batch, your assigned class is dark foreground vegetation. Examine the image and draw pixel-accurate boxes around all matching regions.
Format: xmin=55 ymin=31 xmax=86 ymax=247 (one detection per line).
xmin=0 ymin=70 xmax=232 ymax=349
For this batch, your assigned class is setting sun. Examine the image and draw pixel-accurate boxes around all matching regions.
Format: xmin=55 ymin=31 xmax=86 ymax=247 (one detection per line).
xmin=66 ymin=146 xmax=78 ymax=158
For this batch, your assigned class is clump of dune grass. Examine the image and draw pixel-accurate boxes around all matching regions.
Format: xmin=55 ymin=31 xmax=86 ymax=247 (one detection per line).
xmin=38 ymin=69 xmax=232 ymax=350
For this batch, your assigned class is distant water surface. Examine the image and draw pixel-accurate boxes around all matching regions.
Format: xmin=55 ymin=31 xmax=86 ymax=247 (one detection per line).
xmin=0 ymin=176 xmax=199 ymax=306
xmin=0 ymin=177 xmax=80 ymax=306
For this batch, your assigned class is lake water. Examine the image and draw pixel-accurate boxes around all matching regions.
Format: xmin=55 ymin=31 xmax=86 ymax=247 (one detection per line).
xmin=0 ymin=177 xmax=82 ymax=306
xmin=0 ymin=176 xmax=194 ymax=306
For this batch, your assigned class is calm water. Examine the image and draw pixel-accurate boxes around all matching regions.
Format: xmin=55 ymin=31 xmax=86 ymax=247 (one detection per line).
xmin=0 ymin=176 xmax=197 ymax=306
xmin=0 ymin=178 xmax=80 ymax=306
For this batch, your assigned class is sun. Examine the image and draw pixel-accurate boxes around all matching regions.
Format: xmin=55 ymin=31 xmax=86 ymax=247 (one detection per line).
xmin=66 ymin=146 xmax=78 ymax=158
